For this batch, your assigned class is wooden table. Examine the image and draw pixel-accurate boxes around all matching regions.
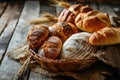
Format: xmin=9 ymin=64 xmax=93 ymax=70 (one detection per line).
xmin=0 ymin=1 xmax=120 ymax=80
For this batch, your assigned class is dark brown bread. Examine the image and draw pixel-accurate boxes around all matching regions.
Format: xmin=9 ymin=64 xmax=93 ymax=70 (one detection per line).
xmin=58 ymin=9 xmax=76 ymax=23
xmin=49 ymin=22 xmax=79 ymax=42
xmin=38 ymin=36 xmax=62 ymax=59
xmin=27 ymin=25 xmax=49 ymax=50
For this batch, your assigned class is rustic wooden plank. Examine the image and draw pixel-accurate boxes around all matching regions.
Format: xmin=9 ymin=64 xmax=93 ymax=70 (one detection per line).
xmin=0 ymin=2 xmax=23 ymax=62
xmin=110 ymin=3 xmax=120 ymax=16
xmin=56 ymin=6 xmax=64 ymax=16
xmin=0 ymin=2 xmax=7 ymax=17
xmin=56 ymin=1 xmax=76 ymax=16
xmin=0 ymin=1 xmax=40 ymax=80
xmin=98 ymin=3 xmax=117 ymax=16
xmin=40 ymin=1 xmax=56 ymax=15
xmin=88 ymin=2 xmax=98 ymax=10
xmin=0 ymin=2 xmax=20 ymax=35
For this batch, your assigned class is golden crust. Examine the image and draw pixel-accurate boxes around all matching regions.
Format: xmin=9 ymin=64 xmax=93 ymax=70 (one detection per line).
xmin=89 ymin=27 xmax=120 ymax=46
xmin=75 ymin=11 xmax=111 ymax=32
xmin=69 ymin=4 xmax=93 ymax=15
xmin=58 ymin=9 xmax=76 ymax=23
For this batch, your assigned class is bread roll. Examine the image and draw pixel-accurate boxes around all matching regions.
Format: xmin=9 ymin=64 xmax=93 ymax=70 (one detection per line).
xmin=38 ymin=36 xmax=62 ymax=59
xmin=49 ymin=22 xmax=79 ymax=42
xmin=61 ymin=32 xmax=97 ymax=59
xmin=58 ymin=4 xmax=93 ymax=24
xmin=27 ymin=25 xmax=49 ymax=50
xmin=68 ymin=4 xmax=93 ymax=15
xmin=58 ymin=9 xmax=76 ymax=23
xmin=75 ymin=10 xmax=111 ymax=32
xmin=89 ymin=27 xmax=120 ymax=46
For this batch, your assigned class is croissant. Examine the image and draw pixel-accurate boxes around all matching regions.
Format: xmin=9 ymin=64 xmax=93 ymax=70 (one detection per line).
xmin=38 ymin=36 xmax=62 ymax=59
xmin=75 ymin=10 xmax=111 ymax=32
xmin=49 ymin=22 xmax=78 ymax=42
xmin=27 ymin=25 xmax=49 ymax=50
xmin=89 ymin=27 xmax=120 ymax=46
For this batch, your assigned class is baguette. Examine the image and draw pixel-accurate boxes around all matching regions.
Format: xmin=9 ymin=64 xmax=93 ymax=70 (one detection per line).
xmin=89 ymin=27 xmax=120 ymax=46
xmin=38 ymin=36 xmax=62 ymax=59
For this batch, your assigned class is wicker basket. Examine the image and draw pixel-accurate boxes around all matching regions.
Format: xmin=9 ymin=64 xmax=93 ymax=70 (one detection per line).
xmin=29 ymin=48 xmax=97 ymax=72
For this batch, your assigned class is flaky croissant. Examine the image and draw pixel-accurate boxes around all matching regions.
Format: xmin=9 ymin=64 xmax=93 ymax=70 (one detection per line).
xmin=89 ymin=27 xmax=120 ymax=46
xmin=75 ymin=10 xmax=111 ymax=32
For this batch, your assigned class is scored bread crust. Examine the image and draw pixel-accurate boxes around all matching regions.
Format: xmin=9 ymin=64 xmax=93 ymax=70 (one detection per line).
xmin=49 ymin=22 xmax=78 ymax=42
xmin=38 ymin=36 xmax=62 ymax=59
xmin=27 ymin=25 xmax=49 ymax=50
xmin=75 ymin=10 xmax=111 ymax=32
xmin=89 ymin=27 xmax=120 ymax=46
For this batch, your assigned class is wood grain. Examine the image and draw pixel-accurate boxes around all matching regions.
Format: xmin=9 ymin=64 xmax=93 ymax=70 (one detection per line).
xmin=110 ymin=3 xmax=120 ymax=16
xmin=40 ymin=1 xmax=56 ymax=15
xmin=0 ymin=2 xmax=7 ymax=17
xmin=98 ymin=3 xmax=117 ymax=16
xmin=0 ymin=1 xmax=39 ymax=80
xmin=0 ymin=2 xmax=23 ymax=62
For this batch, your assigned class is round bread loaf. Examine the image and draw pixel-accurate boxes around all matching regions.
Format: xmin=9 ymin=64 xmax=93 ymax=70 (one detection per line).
xmin=27 ymin=25 xmax=49 ymax=50
xmin=61 ymin=32 xmax=98 ymax=59
xmin=49 ymin=22 xmax=78 ymax=42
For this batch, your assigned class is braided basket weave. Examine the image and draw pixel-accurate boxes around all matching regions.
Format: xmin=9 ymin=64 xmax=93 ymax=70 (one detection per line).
xmin=29 ymin=48 xmax=97 ymax=72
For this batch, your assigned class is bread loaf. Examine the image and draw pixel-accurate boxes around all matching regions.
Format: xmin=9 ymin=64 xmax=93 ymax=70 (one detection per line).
xmin=89 ymin=27 xmax=120 ymax=46
xmin=38 ymin=36 xmax=62 ymax=59
xmin=49 ymin=22 xmax=78 ymax=42
xmin=58 ymin=4 xmax=93 ymax=24
xmin=27 ymin=25 xmax=49 ymax=50
xmin=58 ymin=9 xmax=76 ymax=23
xmin=68 ymin=4 xmax=93 ymax=15
xmin=75 ymin=10 xmax=111 ymax=32
xmin=61 ymin=32 xmax=97 ymax=59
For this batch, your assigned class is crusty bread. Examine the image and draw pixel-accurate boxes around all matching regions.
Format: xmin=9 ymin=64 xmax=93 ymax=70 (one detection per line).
xmin=58 ymin=4 xmax=93 ymax=24
xmin=49 ymin=22 xmax=78 ymax=42
xmin=68 ymin=4 xmax=93 ymax=15
xmin=38 ymin=36 xmax=62 ymax=59
xmin=58 ymin=9 xmax=76 ymax=23
xmin=27 ymin=25 xmax=49 ymax=50
xmin=61 ymin=32 xmax=97 ymax=59
xmin=89 ymin=27 xmax=120 ymax=46
xmin=75 ymin=10 xmax=111 ymax=32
